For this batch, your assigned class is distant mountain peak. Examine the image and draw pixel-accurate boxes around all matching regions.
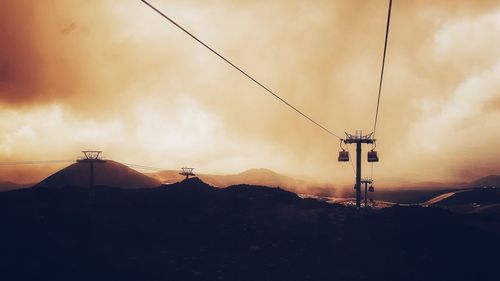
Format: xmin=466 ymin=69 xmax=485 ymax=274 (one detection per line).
xmin=468 ymin=174 xmax=500 ymax=187
xmin=162 ymin=177 xmax=214 ymax=192
xmin=35 ymin=160 xmax=161 ymax=189
xmin=239 ymin=168 xmax=278 ymax=176
xmin=180 ymin=177 xmax=208 ymax=186
xmin=481 ymin=174 xmax=499 ymax=179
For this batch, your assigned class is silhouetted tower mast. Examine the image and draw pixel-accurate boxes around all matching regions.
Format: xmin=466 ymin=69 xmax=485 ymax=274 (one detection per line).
xmin=361 ymin=178 xmax=374 ymax=208
xmin=179 ymin=167 xmax=195 ymax=180
xmin=340 ymin=131 xmax=378 ymax=208
xmin=77 ymin=151 xmax=106 ymax=188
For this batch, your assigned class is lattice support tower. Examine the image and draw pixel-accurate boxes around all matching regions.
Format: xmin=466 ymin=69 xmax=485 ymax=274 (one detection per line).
xmin=77 ymin=151 xmax=106 ymax=188
xmin=343 ymin=131 xmax=376 ymax=208
xmin=179 ymin=167 xmax=196 ymax=180
xmin=361 ymin=178 xmax=374 ymax=208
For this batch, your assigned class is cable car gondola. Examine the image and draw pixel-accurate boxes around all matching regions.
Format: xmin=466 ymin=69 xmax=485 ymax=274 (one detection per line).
xmin=338 ymin=150 xmax=349 ymax=162
xmin=338 ymin=140 xmax=349 ymax=162
xmin=367 ymin=141 xmax=379 ymax=162
xmin=367 ymin=150 xmax=379 ymax=162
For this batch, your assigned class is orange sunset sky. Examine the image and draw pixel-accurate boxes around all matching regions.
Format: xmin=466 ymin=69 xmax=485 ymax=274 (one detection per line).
xmin=1 ymin=0 xmax=500 ymax=186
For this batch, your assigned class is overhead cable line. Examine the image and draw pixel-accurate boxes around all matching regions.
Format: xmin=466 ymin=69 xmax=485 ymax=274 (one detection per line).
xmin=0 ymin=158 xmax=163 ymax=172
xmin=372 ymin=0 xmax=392 ymax=138
xmin=369 ymin=0 xmax=392 ymax=188
xmin=120 ymin=162 xmax=164 ymax=171
xmin=140 ymin=0 xmax=342 ymax=140
xmin=346 ymin=145 xmax=356 ymax=175
xmin=0 ymin=160 xmax=74 ymax=165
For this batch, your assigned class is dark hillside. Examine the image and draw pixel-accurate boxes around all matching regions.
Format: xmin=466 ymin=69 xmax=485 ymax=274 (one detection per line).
xmin=34 ymin=160 xmax=161 ymax=189
xmin=0 ymin=178 xmax=498 ymax=281
xmin=467 ymin=175 xmax=500 ymax=188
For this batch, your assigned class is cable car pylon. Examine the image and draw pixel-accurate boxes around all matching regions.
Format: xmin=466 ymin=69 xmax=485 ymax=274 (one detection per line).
xmin=339 ymin=131 xmax=378 ymax=209
xmin=361 ymin=178 xmax=374 ymax=208
xmin=77 ymin=151 xmax=106 ymax=189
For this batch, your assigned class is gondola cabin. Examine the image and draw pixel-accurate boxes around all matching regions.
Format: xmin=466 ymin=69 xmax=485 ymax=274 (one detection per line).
xmin=367 ymin=151 xmax=379 ymax=162
xmin=338 ymin=150 xmax=349 ymax=162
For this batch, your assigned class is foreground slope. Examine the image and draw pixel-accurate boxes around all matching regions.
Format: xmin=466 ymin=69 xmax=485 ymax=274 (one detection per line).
xmin=0 ymin=178 xmax=498 ymax=281
xmin=427 ymin=187 xmax=500 ymax=213
xmin=35 ymin=160 xmax=161 ymax=189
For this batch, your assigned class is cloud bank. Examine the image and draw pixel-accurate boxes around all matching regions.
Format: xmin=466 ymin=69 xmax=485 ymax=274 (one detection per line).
xmin=1 ymin=0 xmax=500 ymax=186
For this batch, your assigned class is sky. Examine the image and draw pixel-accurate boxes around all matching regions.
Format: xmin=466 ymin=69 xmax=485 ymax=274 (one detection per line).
xmin=1 ymin=0 xmax=500 ymax=187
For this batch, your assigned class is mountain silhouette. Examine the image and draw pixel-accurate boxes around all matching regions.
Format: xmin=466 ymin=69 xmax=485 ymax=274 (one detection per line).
xmin=426 ymin=187 xmax=500 ymax=213
xmin=467 ymin=175 xmax=500 ymax=188
xmin=0 ymin=181 xmax=33 ymax=191
xmin=162 ymin=176 xmax=215 ymax=192
xmin=150 ymin=168 xmax=337 ymax=196
xmin=0 ymin=178 xmax=498 ymax=281
xmin=34 ymin=160 xmax=161 ymax=189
